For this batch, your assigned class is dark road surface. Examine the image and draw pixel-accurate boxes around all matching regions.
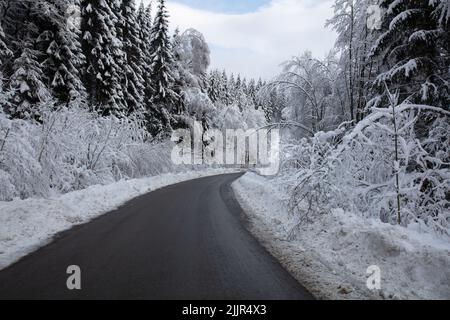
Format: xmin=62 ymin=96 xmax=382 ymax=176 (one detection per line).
xmin=0 ymin=173 xmax=313 ymax=300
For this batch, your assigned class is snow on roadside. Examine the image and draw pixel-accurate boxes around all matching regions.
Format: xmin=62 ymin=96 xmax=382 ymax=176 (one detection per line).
xmin=232 ymin=172 xmax=450 ymax=300
xmin=0 ymin=168 xmax=240 ymax=270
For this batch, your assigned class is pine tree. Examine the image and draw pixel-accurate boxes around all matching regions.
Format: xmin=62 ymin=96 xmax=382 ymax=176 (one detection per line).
xmin=1 ymin=1 xmax=51 ymax=119
xmin=0 ymin=23 xmax=11 ymax=113
xmin=207 ymin=70 xmax=221 ymax=103
xmin=80 ymin=0 xmax=126 ymax=116
xmin=248 ymin=78 xmax=257 ymax=107
xmin=235 ymin=74 xmax=245 ymax=110
xmin=228 ymin=73 xmax=236 ymax=104
xmin=220 ymin=70 xmax=230 ymax=105
xmin=241 ymin=78 xmax=248 ymax=96
xmin=256 ymin=78 xmax=264 ymax=91
xmin=370 ymin=0 xmax=449 ymax=110
xmin=38 ymin=0 xmax=86 ymax=106
xmin=146 ymin=0 xmax=178 ymax=136
xmin=0 ymin=23 xmax=12 ymax=68
xmin=7 ymin=45 xmax=50 ymax=119
xmin=118 ymin=0 xmax=145 ymax=115
xmin=137 ymin=2 xmax=153 ymax=106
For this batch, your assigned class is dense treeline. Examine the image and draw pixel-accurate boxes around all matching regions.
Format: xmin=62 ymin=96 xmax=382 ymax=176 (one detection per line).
xmin=0 ymin=0 xmax=267 ymax=200
xmin=0 ymin=0 xmax=179 ymax=135
xmin=0 ymin=0 xmax=266 ymax=138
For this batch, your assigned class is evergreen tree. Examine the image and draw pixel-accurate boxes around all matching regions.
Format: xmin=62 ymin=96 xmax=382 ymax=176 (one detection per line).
xmin=80 ymin=0 xmax=126 ymax=116
xmin=0 ymin=23 xmax=12 ymax=68
xmin=146 ymin=0 xmax=178 ymax=136
xmin=370 ymin=0 xmax=449 ymax=110
xmin=0 ymin=22 xmax=12 ymax=109
xmin=256 ymin=78 xmax=264 ymax=92
xmin=1 ymin=1 xmax=51 ymax=119
xmin=228 ymin=73 xmax=236 ymax=104
xmin=38 ymin=0 xmax=86 ymax=106
xmin=248 ymin=78 xmax=257 ymax=107
xmin=262 ymin=89 xmax=284 ymax=123
xmin=220 ymin=70 xmax=230 ymax=105
xmin=207 ymin=70 xmax=221 ymax=103
xmin=7 ymin=45 xmax=50 ymax=119
xmin=119 ymin=0 xmax=145 ymax=114
xmin=241 ymin=78 xmax=248 ymax=96
xmin=137 ymin=2 xmax=154 ymax=106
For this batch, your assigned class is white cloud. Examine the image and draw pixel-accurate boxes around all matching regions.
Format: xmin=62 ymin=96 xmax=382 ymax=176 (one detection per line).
xmin=144 ymin=0 xmax=337 ymax=79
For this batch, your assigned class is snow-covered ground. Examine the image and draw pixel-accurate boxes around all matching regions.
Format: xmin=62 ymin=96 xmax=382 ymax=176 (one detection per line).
xmin=0 ymin=168 xmax=240 ymax=270
xmin=232 ymin=172 xmax=450 ymax=300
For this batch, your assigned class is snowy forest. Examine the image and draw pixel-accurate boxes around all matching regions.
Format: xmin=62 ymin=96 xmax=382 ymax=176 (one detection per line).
xmin=0 ymin=0 xmax=267 ymax=201
xmin=0 ymin=0 xmax=449 ymax=300
xmin=269 ymin=0 xmax=450 ymax=235
xmin=0 ymin=0 xmax=449 ymax=241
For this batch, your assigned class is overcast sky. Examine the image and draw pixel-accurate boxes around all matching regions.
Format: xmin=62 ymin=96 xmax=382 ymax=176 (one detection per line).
xmin=142 ymin=0 xmax=337 ymax=79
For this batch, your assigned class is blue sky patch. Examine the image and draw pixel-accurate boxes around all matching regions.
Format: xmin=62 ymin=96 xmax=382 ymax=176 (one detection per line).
xmin=170 ymin=0 xmax=271 ymax=14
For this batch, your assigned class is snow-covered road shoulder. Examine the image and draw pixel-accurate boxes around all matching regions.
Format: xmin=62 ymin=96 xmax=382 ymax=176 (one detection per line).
xmin=0 ymin=169 xmax=240 ymax=270
xmin=232 ymin=172 xmax=450 ymax=300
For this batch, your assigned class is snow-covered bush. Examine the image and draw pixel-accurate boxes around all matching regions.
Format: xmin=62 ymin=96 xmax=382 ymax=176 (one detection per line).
xmin=0 ymin=104 xmax=176 ymax=201
xmin=286 ymin=101 xmax=450 ymax=236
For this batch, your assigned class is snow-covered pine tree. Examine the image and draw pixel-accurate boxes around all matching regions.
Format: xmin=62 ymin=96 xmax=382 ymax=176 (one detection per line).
xmin=235 ymin=74 xmax=242 ymax=93
xmin=0 ymin=22 xmax=12 ymax=68
xmin=146 ymin=0 xmax=179 ymax=136
xmin=247 ymin=78 xmax=257 ymax=108
xmin=0 ymin=22 xmax=12 ymax=111
xmin=235 ymin=74 xmax=246 ymax=111
xmin=137 ymin=2 xmax=154 ymax=107
xmin=7 ymin=44 xmax=50 ymax=119
xmin=0 ymin=22 xmax=11 ymax=112
xmin=228 ymin=73 xmax=236 ymax=104
xmin=207 ymin=70 xmax=221 ymax=103
xmin=220 ymin=70 xmax=230 ymax=105
xmin=37 ymin=0 xmax=86 ymax=107
xmin=256 ymin=78 xmax=264 ymax=92
xmin=118 ymin=0 xmax=145 ymax=115
xmin=241 ymin=78 xmax=248 ymax=96
xmin=370 ymin=0 xmax=449 ymax=110
xmin=80 ymin=0 xmax=126 ymax=116
xmin=0 ymin=0 xmax=51 ymax=119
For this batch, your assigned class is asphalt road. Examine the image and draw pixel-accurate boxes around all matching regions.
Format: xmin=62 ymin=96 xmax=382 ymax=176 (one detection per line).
xmin=0 ymin=173 xmax=313 ymax=300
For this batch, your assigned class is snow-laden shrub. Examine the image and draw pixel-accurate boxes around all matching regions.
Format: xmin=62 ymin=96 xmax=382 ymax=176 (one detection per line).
xmin=286 ymin=102 xmax=450 ymax=235
xmin=0 ymin=104 xmax=176 ymax=201
xmin=216 ymin=104 xmax=266 ymax=130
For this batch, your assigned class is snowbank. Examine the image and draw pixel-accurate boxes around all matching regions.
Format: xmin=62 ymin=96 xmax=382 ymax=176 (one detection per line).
xmin=232 ymin=172 xmax=450 ymax=300
xmin=0 ymin=168 xmax=240 ymax=270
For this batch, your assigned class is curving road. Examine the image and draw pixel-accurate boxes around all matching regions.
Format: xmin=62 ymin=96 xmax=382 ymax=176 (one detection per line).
xmin=0 ymin=173 xmax=313 ymax=300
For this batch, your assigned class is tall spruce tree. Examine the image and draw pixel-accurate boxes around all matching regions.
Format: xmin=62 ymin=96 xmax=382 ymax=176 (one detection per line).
xmin=220 ymin=70 xmax=230 ymax=105
xmin=146 ymin=0 xmax=178 ymax=136
xmin=137 ymin=2 xmax=153 ymax=107
xmin=38 ymin=0 xmax=86 ymax=106
xmin=207 ymin=70 xmax=221 ymax=103
xmin=80 ymin=0 xmax=126 ymax=116
xmin=119 ymin=0 xmax=145 ymax=115
xmin=248 ymin=78 xmax=257 ymax=107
